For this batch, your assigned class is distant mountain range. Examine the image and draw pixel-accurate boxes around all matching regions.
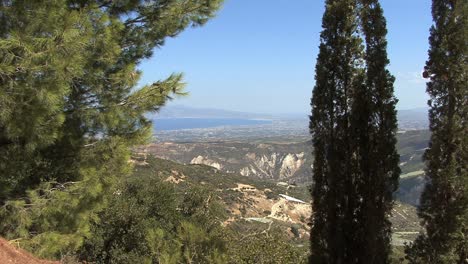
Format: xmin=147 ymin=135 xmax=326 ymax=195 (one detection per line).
xmin=397 ymin=107 xmax=429 ymax=121
xmin=150 ymin=105 xmax=428 ymax=129
xmin=151 ymin=105 xmax=276 ymax=119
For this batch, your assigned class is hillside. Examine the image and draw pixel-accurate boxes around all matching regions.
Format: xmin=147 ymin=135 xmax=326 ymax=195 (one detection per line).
xmin=138 ymin=130 xmax=430 ymax=205
xmin=138 ymin=140 xmax=313 ymax=184
xmin=131 ymin=156 xmax=422 ymax=247
xmin=131 ymin=156 xmax=311 ymax=245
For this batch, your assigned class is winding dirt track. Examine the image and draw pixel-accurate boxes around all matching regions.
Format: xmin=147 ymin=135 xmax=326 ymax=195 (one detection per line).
xmin=0 ymin=238 xmax=59 ymax=264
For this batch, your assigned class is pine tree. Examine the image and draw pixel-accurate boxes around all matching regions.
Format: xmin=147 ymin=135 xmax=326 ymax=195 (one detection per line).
xmin=0 ymin=0 xmax=93 ymax=199
xmin=310 ymin=0 xmax=399 ymax=262
xmin=0 ymin=0 xmax=223 ymax=258
xmin=406 ymin=0 xmax=467 ymax=263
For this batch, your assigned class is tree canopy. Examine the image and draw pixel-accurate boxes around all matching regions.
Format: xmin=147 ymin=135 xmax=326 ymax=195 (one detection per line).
xmin=309 ymin=0 xmax=399 ymax=262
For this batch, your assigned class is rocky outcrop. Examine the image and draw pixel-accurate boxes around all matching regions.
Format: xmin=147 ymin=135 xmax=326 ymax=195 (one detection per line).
xmin=190 ymin=155 xmax=223 ymax=170
xmin=239 ymin=152 xmax=307 ymax=180
xmin=279 ymin=153 xmax=305 ymax=179
xmin=143 ymin=141 xmax=313 ymax=183
xmin=141 ymin=130 xmax=429 ymax=195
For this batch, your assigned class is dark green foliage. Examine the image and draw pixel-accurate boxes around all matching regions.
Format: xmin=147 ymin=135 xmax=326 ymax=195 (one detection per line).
xmin=227 ymin=227 xmax=307 ymax=264
xmin=350 ymin=0 xmax=400 ymax=262
xmin=309 ymin=0 xmax=399 ymax=262
xmin=0 ymin=0 xmax=223 ymax=197
xmin=0 ymin=138 xmax=133 ymax=257
xmin=0 ymin=0 xmax=94 ymax=199
xmin=309 ymin=1 xmax=363 ymax=260
xmin=405 ymin=0 xmax=468 ymax=263
xmin=80 ymin=177 xmax=228 ymax=264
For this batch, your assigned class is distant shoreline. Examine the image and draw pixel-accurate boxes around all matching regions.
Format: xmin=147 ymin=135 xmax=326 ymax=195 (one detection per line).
xmin=153 ymin=118 xmax=273 ymax=131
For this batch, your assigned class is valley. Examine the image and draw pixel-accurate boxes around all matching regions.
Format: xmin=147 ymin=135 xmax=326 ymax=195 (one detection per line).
xmin=138 ymin=130 xmax=430 ymax=205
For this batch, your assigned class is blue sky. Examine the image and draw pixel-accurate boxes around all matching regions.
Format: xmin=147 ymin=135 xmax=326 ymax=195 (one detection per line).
xmin=138 ymin=0 xmax=432 ymax=114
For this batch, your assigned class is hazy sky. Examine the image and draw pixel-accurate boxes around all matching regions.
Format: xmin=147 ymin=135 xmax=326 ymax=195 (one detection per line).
xmin=138 ymin=0 xmax=432 ymax=114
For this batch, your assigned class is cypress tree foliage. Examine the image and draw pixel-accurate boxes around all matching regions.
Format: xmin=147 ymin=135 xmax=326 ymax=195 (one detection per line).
xmin=309 ymin=0 xmax=363 ymax=262
xmin=309 ymin=0 xmax=399 ymax=262
xmin=352 ymin=0 xmax=400 ymax=262
xmin=406 ymin=1 xmax=467 ymax=263
xmin=0 ymin=0 xmax=223 ymax=258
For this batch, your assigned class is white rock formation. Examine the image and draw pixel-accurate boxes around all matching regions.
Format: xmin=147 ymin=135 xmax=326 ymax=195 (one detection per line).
xmin=190 ymin=155 xmax=222 ymax=170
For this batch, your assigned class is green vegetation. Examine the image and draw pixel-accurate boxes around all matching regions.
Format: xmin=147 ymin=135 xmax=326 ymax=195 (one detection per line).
xmin=227 ymin=230 xmax=307 ymax=264
xmin=78 ymin=156 xmax=309 ymax=263
xmin=80 ymin=177 xmax=228 ymax=263
xmin=405 ymin=0 xmax=468 ymax=262
xmin=0 ymin=0 xmax=224 ymax=260
xmin=309 ymin=0 xmax=399 ymax=262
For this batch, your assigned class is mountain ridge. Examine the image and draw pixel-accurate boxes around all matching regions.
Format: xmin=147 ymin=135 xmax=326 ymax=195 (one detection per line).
xmin=151 ymin=105 xmax=428 ymax=121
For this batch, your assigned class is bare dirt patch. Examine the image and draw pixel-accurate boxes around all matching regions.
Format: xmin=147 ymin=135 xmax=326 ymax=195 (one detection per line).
xmin=0 ymin=238 xmax=59 ymax=264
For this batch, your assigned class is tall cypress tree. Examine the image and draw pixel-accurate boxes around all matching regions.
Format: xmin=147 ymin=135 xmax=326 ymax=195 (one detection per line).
xmin=310 ymin=0 xmax=399 ymax=262
xmin=406 ymin=1 xmax=467 ymax=263
xmin=352 ymin=0 xmax=400 ymax=262
xmin=309 ymin=0 xmax=363 ymax=262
